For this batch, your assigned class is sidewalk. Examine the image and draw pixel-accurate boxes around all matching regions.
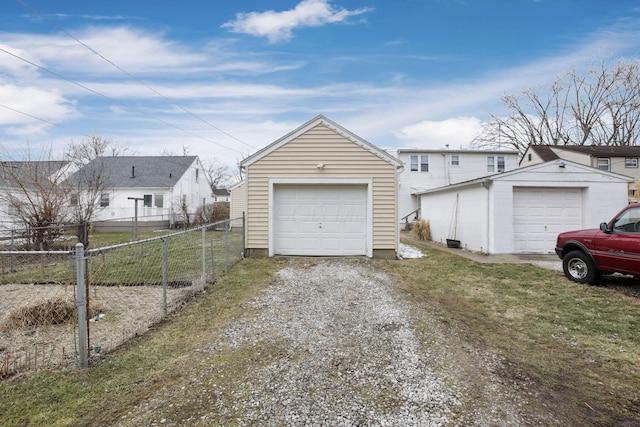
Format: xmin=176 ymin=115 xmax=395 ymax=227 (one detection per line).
xmin=400 ymin=233 xmax=563 ymax=271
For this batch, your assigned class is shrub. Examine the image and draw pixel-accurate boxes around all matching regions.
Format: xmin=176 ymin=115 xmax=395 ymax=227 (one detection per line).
xmin=1 ymin=297 xmax=104 ymax=330
xmin=412 ymin=219 xmax=431 ymax=241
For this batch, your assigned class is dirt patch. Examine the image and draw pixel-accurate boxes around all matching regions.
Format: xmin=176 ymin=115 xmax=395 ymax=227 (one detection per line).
xmin=0 ymin=283 xmax=200 ymax=374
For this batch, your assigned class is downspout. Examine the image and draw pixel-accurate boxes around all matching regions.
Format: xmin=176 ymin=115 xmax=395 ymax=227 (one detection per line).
xmin=480 ymin=179 xmax=491 ymax=254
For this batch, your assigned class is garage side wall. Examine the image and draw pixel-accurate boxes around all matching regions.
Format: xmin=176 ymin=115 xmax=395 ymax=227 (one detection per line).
xmin=229 ymin=181 xmax=246 ymax=221
xmin=244 ymin=123 xmax=398 ymax=258
xmin=420 ymin=185 xmax=489 ymax=252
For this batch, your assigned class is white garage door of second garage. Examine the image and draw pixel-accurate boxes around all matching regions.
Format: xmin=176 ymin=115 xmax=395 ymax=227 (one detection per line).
xmin=513 ymin=187 xmax=583 ymax=253
xmin=274 ymin=184 xmax=367 ymax=256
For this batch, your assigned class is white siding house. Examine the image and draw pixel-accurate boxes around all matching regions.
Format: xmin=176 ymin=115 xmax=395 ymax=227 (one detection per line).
xmin=520 ymin=145 xmax=640 ymax=203
xmin=72 ymin=156 xmax=212 ymax=230
xmin=417 ymin=159 xmax=631 ymax=254
xmin=240 ymin=115 xmax=402 ymax=259
xmin=386 ymin=148 xmax=519 ymax=228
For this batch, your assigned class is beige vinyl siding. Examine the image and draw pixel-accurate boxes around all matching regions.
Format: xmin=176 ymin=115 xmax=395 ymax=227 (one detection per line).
xmin=229 ymin=181 xmax=246 ymax=220
xmin=245 ymin=123 xmax=398 ymax=251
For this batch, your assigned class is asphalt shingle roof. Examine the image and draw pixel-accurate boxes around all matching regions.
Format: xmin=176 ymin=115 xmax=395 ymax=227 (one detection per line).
xmin=73 ymin=156 xmax=197 ymax=188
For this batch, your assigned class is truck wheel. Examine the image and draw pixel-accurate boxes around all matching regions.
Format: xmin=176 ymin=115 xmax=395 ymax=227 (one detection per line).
xmin=562 ymin=250 xmax=598 ymax=284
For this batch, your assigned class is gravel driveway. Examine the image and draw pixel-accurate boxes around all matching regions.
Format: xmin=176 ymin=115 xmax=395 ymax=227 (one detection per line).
xmin=118 ymin=259 xmax=563 ymax=426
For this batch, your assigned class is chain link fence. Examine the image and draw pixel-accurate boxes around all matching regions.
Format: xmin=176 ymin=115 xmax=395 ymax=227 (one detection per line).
xmin=0 ymin=217 xmax=244 ymax=377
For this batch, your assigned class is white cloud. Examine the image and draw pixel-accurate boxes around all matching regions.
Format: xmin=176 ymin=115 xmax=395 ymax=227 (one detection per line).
xmin=0 ymin=84 xmax=76 ymax=127
xmin=0 ymin=27 xmax=208 ymax=76
xmin=394 ymin=117 xmax=484 ymax=149
xmin=222 ymin=0 xmax=373 ymax=43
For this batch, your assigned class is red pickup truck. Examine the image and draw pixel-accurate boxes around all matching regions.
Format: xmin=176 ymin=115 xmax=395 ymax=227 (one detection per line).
xmin=555 ymin=203 xmax=640 ymax=284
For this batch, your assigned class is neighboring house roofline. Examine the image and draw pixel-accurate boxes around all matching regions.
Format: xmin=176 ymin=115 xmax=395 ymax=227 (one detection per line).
xmin=415 ymin=159 xmax=633 ymax=195
xmin=240 ymin=115 xmax=403 ymax=169
xmin=70 ymin=155 xmax=200 ymax=188
xmin=391 ymin=148 xmax=519 ymax=155
xmin=520 ymin=144 xmax=640 ymax=166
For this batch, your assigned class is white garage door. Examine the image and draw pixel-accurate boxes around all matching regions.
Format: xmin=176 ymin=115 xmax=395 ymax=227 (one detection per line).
xmin=513 ymin=187 xmax=583 ymax=253
xmin=274 ymin=184 xmax=367 ymax=256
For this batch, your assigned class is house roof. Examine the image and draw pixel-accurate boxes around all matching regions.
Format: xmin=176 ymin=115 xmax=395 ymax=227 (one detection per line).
xmin=72 ymin=156 xmax=199 ymax=188
xmin=240 ymin=115 xmax=403 ymax=169
xmin=415 ymin=159 xmax=632 ymax=195
xmin=529 ymin=144 xmax=640 ymax=159
xmin=523 ymin=145 xmax=560 ymax=162
xmin=213 ymin=188 xmax=230 ymax=196
xmin=0 ymin=160 xmax=70 ymax=188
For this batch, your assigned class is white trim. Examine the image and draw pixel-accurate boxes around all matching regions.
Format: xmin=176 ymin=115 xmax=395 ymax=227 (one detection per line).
xmin=268 ymin=178 xmax=374 ymax=257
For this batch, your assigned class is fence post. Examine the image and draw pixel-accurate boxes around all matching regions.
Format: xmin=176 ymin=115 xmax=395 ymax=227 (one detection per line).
xmin=242 ymin=212 xmax=246 ymax=258
xmin=201 ymin=227 xmax=206 ymax=282
xmin=162 ymin=239 xmax=168 ymax=315
xmin=75 ymin=243 xmax=88 ymax=368
xmin=225 ymin=220 xmax=230 ymax=272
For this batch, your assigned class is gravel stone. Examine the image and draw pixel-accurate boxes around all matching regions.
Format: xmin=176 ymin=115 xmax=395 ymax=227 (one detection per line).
xmin=117 ymin=259 xmax=563 ymax=426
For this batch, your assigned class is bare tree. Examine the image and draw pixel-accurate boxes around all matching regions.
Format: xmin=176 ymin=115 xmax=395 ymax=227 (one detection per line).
xmin=64 ymin=135 xmax=125 ymax=245
xmin=0 ymin=148 xmax=72 ymax=249
xmin=203 ymin=159 xmax=230 ymax=191
xmin=66 ymin=134 xmax=129 ymax=165
xmin=473 ymin=59 xmax=640 ymax=154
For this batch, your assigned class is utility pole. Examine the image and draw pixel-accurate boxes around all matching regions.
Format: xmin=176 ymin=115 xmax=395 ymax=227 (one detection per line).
xmin=128 ymin=197 xmax=144 ymax=240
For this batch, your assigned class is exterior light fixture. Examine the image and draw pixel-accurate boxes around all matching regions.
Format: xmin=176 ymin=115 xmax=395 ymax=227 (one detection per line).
xmin=316 ymin=163 xmax=325 ymax=169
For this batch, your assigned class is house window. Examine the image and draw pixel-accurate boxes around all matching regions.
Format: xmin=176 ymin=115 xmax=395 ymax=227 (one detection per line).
xmin=597 ymin=158 xmax=610 ymax=171
xmin=487 ymin=156 xmax=506 ymax=173
xmin=410 ymin=155 xmax=419 ymax=171
xmin=70 ymin=193 xmax=78 ymax=206
xmin=420 ymin=155 xmax=429 ymax=172
xmin=155 ymin=194 xmax=164 ymax=208
xmin=451 ymin=155 xmax=459 ymax=166
xmin=626 ymin=158 xmax=638 ymax=168
xmin=195 ymin=169 xmax=199 ymax=182
xmin=100 ymin=193 xmax=109 ymax=207
xmin=143 ymin=194 xmax=152 ymax=208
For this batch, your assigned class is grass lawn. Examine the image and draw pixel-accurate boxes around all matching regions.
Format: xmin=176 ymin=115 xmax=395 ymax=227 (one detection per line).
xmin=0 ymin=241 xmax=638 ymax=426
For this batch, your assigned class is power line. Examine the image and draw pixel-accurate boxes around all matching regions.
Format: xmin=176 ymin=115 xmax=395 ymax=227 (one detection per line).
xmin=0 ymin=46 xmax=247 ymax=156
xmin=0 ymin=103 xmax=92 ymax=138
xmin=16 ymin=0 xmax=257 ymax=151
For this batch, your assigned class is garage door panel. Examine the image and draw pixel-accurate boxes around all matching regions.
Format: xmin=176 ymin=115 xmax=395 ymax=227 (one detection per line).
xmin=513 ymin=187 xmax=582 ymax=253
xmin=274 ymin=184 xmax=367 ymax=256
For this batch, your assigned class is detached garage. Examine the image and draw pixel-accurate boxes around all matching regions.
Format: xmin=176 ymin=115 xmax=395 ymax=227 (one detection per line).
xmin=417 ymin=160 xmax=631 ymax=254
xmin=239 ymin=115 xmax=402 ymax=259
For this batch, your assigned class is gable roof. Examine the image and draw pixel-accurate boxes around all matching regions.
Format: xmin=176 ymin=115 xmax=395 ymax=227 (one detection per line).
xmin=524 ymin=145 xmax=560 ymax=162
xmin=240 ymin=115 xmax=403 ymax=169
xmin=72 ymin=156 xmax=198 ymax=188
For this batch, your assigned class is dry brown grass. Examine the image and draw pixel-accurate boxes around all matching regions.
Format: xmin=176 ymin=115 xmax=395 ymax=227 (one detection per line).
xmin=1 ymin=297 xmax=104 ymax=330
xmin=411 ymin=219 xmax=431 ymax=241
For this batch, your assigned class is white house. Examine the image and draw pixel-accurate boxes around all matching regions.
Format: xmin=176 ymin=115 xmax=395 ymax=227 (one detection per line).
xmin=417 ymin=159 xmax=631 ymax=254
xmin=72 ymin=156 xmax=212 ymax=230
xmin=0 ymin=160 xmax=74 ymax=230
xmin=212 ymin=188 xmax=231 ymax=203
xmin=521 ymin=144 xmax=640 ymax=202
xmin=386 ymin=148 xmax=519 ymax=228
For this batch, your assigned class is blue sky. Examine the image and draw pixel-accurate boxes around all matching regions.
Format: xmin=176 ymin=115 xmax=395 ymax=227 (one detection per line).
xmin=1 ymin=0 xmax=640 ymax=172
